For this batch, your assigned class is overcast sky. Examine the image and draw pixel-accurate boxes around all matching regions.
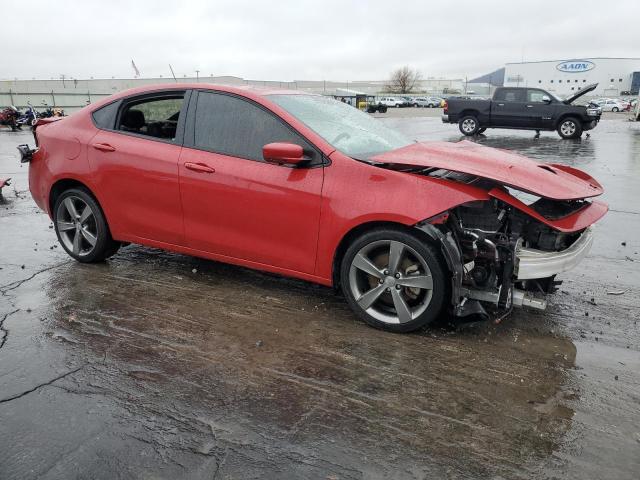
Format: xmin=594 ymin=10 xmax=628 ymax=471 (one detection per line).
xmin=3 ymin=0 xmax=638 ymax=82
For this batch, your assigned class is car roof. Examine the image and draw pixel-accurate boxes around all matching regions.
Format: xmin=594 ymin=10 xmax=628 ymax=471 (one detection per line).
xmin=87 ymin=83 xmax=313 ymax=111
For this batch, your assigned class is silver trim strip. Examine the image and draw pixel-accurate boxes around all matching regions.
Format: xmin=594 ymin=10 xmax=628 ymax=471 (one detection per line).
xmin=516 ymin=226 xmax=594 ymax=280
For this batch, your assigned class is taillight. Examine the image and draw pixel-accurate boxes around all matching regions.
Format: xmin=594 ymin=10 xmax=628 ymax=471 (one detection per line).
xmin=443 ymin=101 xmax=448 ymax=114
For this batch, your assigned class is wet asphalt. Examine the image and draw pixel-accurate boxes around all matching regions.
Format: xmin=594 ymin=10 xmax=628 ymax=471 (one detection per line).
xmin=1 ymin=110 xmax=639 ymax=479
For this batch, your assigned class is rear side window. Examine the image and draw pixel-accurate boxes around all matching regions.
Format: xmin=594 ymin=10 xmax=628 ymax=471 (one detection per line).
xmin=495 ymin=89 xmax=526 ymax=102
xmin=116 ymin=94 xmax=184 ymax=142
xmin=193 ymin=91 xmax=317 ymax=162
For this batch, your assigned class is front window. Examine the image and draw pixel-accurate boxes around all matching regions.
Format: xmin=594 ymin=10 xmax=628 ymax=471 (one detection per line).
xmin=527 ymin=89 xmax=549 ymax=103
xmin=194 ymin=92 xmax=317 ymax=162
xmin=269 ymin=94 xmax=412 ymax=160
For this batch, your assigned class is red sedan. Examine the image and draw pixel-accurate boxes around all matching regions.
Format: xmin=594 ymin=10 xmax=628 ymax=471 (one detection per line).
xmin=20 ymin=84 xmax=607 ymax=332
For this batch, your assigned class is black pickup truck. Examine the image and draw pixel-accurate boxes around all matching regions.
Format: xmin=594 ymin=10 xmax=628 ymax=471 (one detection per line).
xmin=442 ymin=84 xmax=600 ymax=139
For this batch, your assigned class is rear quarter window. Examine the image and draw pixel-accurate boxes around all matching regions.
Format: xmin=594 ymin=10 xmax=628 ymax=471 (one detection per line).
xmin=91 ymin=101 xmax=120 ymax=129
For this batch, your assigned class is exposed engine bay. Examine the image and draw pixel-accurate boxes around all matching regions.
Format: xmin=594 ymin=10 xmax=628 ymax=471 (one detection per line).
xmin=414 ymin=172 xmax=593 ymax=322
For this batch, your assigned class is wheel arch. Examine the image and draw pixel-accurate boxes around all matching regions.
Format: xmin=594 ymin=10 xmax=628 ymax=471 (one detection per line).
xmin=555 ymin=113 xmax=581 ymax=128
xmin=48 ymin=179 xmax=113 ymax=234
xmin=330 ymin=220 xmax=444 ymax=289
xmin=459 ymin=109 xmax=480 ymax=119
xmin=49 ymin=178 xmax=96 ymax=215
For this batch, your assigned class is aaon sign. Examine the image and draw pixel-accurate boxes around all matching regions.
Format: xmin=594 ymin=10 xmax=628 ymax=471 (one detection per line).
xmin=556 ymin=60 xmax=596 ymax=73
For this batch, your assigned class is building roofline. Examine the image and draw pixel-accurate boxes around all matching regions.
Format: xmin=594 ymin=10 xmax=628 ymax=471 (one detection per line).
xmin=506 ymin=57 xmax=640 ymax=65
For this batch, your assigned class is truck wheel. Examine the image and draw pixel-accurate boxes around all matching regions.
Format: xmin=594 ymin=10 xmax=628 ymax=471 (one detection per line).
xmin=459 ymin=116 xmax=480 ymax=135
xmin=557 ymin=117 xmax=582 ymax=139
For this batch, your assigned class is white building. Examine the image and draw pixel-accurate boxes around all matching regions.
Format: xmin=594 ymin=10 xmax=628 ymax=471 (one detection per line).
xmin=504 ymin=57 xmax=640 ymax=97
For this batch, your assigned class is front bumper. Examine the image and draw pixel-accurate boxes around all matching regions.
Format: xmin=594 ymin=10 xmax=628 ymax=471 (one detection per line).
xmin=441 ymin=114 xmax=449 ymax=123
xmin=515 ymin=226 xmax=594 ymax=280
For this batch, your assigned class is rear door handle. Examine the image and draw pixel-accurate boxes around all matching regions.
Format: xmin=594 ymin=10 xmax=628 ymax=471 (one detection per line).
xmin=184 ymin=162 xmax=215 ymax=174
xmin=526 ymin=105 xmax=533 ymax=108
xmin=92 ymin=143 xmax=116 ymax=152
xmin=497 ymin=103 xmax=504 ymax=107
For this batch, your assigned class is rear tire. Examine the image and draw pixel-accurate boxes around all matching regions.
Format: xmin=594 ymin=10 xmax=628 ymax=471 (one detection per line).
xmin=53 ymin=187 xmax=120 ymax=263
xmin=458 ymin=115 xmax=480 ymax=135
xmin=340 ymin=228 xmax=448 ymax=333
xmin=557 ymin=117 xmax=582 ymax=139
xmin=612 ymin=107 xmax=619 ymax=112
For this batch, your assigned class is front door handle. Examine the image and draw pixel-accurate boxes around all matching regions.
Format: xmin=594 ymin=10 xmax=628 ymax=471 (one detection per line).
xmin=184 ymin=162 xmax=215 ymax=174
xmin=497 ymin=103 xmax=504 ymax=107
xmin=526 ymin=105 xmax=533 ymax=108
xmin=92 ymin=143 xmax=116 ymax=152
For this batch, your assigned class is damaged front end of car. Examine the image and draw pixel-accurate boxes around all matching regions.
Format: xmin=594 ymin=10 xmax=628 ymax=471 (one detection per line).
xmin=416 ymin=195 xmax=601 ymax=322
xmin=370 ymin=141 xmax=608 ymax=322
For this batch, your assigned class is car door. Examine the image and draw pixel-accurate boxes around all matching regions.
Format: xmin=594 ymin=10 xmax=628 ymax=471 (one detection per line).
xmin=88 ymin=91 xmax=189 ymax=245
xmin=178 ymin=90 xmax=324 ymax=274
xmin=526 ymin=88 xmax=558 ymax=129
xmin=491 ymin=88 xmax=529 ymax=127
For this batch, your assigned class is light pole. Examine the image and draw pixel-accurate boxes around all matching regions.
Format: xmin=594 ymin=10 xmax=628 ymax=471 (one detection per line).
xmin=195 ymin=70 xmax=200 ymax=82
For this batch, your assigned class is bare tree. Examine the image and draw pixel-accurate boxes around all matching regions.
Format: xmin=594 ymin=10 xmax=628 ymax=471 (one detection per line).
xmin=386 ymin=66 xmax=422 ymax=94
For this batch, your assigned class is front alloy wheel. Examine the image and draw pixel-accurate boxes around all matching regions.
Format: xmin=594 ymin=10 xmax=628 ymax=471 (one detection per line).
xmin=557 ymin=117 xmax=582 ymax=139
xmin=341 ymin=229 xmax=447 ymax=332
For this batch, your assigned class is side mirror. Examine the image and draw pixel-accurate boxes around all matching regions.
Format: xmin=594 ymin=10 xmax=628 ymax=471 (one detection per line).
xmin=262 ymin=142 xmax=305 ymax=166
xmin=542 ymin=95 xmax=551 ymax=104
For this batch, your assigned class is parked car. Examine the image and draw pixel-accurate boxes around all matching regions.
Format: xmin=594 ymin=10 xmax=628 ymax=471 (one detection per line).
xmin=410 ymin=97 xmax=430 ymax=107
xmin=378 ymin=96 xmax=405 ymax=108
xmin=19 ymin=84 xmax=607 ymax=332
xmin=442 ymin=84 xmax=600 ymax=139
xmin=597 ymin=99 xmax=627 ymax=112
xmin=412 ymin=96 xmax=443 ymax=108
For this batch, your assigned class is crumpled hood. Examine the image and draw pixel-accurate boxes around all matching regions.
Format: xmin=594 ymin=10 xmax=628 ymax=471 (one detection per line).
xmin=370 ymin=140 xmax=603 ymax=200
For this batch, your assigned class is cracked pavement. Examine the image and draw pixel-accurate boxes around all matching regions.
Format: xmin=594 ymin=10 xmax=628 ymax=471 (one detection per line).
xmin=1 ymin=112 xmax=639 ymax=479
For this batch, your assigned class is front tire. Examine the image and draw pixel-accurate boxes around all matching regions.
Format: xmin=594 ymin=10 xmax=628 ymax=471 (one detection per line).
xmin=557 ymin=117 xmax=582 ymax=139
xmin=340 ymin=228 xmax=448 ymax=333
xmin=53 ymin=188 xmax=120 ymax=263
xmin=458 ymin=115 xmax=480 ymax=135
xmin=612 ymin=107 xmax=619 ymax=112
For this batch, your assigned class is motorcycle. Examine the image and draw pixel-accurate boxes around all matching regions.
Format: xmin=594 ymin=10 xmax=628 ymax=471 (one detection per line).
xmin=0 ymin=106 xmax=21 ymax=131
xmin=39 ymin=102 xmax=65 ymax=118
xmin=17 ymin=104 xmax=38 ymax=128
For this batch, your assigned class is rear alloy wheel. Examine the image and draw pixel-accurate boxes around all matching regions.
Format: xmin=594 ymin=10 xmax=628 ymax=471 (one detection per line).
xmin=54 ymin=188 xmax=119 ymax=263
xmin=458 ymin=115 xmax=480 ymax=135
xmin=340 ymin=229 xmax=447 ymax=332
xmin=612 ymin=107 xmax=619 ymax=112
xmin=557 ymin=117 xmax=582 ymax=139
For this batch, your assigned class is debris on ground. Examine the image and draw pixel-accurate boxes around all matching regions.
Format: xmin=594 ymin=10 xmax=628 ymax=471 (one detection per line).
xmin=607 ymin=290 xmax=626 ymax=295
